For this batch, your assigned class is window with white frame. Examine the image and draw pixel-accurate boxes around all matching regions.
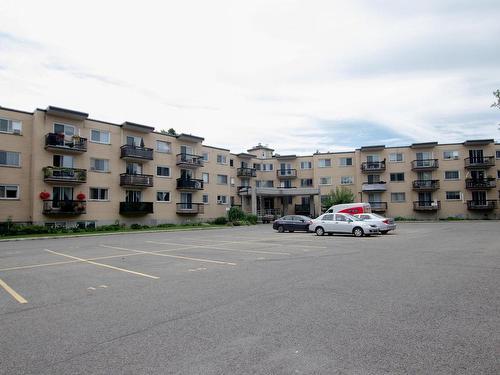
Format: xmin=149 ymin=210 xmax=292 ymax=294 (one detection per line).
xmin=217 ymin=195 xmax=227 ymax=204
xmin=216 ymin=154 xmax=227 ymax=164
xmin=339 ymin=157 xmax=353 ymax=166
xmin=391 ymin=192 xmax=406 ymax=202
xmin=156 ymin=140 xmax=171 ymax=153
xmin=202 ymin=172 xmax=209 ymax=183
xmin=0 ymin=118 xmax=22 ymax=134
xmin=89 ymin=187 xmax=109 ymax=201
xmin=389 ymin=153 xmax=404 ymax=162
xmin=126 ymin=135 xmax=143 ymax=147
xmin=446 ymin=191 xmax=461 ymax=200
xmin=318 ymin=159 xmax=331 ymax=168
xmin=341 ymin=176 xmax=353 ymax=185
xmin=261 ymin=163 xmax=273 ymax=171
xmin=300 ymin=161 xmax=312 ymax=169
xmin=0 ymin=151 xmax=20 ymax=167
xmin=202 ymin=152 xmax=209 ymax=161
xmin=202 ymin=194 xmax=209 ymax=204
xmin=444 ymin=170 xmax=460 ymax=180
xmin=156 ymin=166 xmax=170 ymax=177
xmin=90 ymin=158 xmax=109 ymax=172
xmin=156 ymin=191 xmax=171 ymax=202
xmin=90 ymin=129 xmax=110 ymax=144
xmin=217 ymin=174 xmax=228 ymax=184
xmin=53 ymin=155 xmax=74 ymax=168
xmin=54 ymin=123 xmax=75 ymax=137
xmin=443 ymin=150 xmax=459 ymax=160
xmin=0 ymin=185 xmax=19 ymax=199
xmin=319 ymin=176 xmax=332 ymax=185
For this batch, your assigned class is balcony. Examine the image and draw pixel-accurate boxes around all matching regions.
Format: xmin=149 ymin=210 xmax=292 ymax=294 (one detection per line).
xmin=464 ymin=156 xmax=495 ymax=169
xmin=237 ymin=186 xmax=252 ymax=196
xmin=120 ymin=144 xmax=154 ymax=161
xmin=369 ymin=202 xmax=387 ymax=212
xmin=361 ymin=160 xmax=386 ymax=173
xmin=176 ymin=203 xmax=205 ymax=215
xmin=465 ymin=178 xmax=496 ymax=190
xmin=45 ymin=133 xmax=87 ymax=153
xmin=176 ymin=178 xmax=204 ymax=190
xmin=362 ymin=182 xmax=387 ymax=192
xmin=43 ymin=167 xmax=87 ymax=184
xmin=413 ymin=201 xmax=441 ymax=211
xmin=466 ymin=200 xmax=497 ymax=210
xmin=237 ymin=167 xmax=257 ymax=178
xmin=119 ymin=202 xmax=154 ymax=215
xmin=277 ymin=169 xmax=297 ymax=179
xmin=412 ymin=180 xmax=440 ymax=191
xmin=411 ymin=159 xmax=439 ymax=171
xmin=120 ymin=173 xmax=153 ymax=188
xmin=43 ymin=200 xmax=86 ymax=215
xmin=176 ymin=153 xmax=204 ymax=168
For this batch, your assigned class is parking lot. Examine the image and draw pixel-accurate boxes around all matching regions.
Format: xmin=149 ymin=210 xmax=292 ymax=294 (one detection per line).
xmin=1 ymin=222 xmax=499 ymax=374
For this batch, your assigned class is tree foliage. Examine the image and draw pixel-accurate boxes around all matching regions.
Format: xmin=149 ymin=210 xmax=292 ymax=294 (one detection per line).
xmin=160 ymin=128 xmax=178 ymax=136
xmin=322 ymin=186 xmax=356 ymax=209
xmin=491 ymin=89 xmax=500 ymax=109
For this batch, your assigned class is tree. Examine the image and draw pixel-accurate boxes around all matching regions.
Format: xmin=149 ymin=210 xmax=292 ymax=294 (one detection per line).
xmin=492 ymin=90 xmax=500 ymax=130
xmin=322 ymin=186 xmax=356 ymax=209
xmin=160 ymin=128 xmax=178 ymax=136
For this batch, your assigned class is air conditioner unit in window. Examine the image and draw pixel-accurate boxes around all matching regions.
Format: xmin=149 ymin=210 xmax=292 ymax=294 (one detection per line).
xmin=13 ymin=129 xmax=21 ymax=135
xmin=453 ymin=156 xmax=459 ymax=160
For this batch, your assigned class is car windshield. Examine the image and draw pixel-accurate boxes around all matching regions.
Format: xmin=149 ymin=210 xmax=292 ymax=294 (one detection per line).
xmin=343 ymin=214 xmax=358 ymax=221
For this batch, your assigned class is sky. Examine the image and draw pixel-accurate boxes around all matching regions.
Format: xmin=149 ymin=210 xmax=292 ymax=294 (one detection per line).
xmin=0 ymin=0 xmax=499 ymax=155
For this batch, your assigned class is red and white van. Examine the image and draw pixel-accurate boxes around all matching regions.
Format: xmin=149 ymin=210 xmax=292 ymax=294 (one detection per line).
xmin=325 ymin=203 xmax=371 ymax=215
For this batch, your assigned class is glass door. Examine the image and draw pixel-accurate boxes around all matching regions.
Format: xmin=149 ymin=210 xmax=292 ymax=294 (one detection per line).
xmin=126 ymin=190 xmax=142 ymax=203
xmin=52 ymin=187 xmax=74 ymax=208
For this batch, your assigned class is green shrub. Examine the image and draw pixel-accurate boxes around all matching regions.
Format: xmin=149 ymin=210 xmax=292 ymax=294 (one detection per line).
xmin=245 ymin=214 xmax=258 ymax=225
xmin=213 ymin=217 xmax=228 ymax=225
xmin=228 ymin=206 xmax=245 ymax=222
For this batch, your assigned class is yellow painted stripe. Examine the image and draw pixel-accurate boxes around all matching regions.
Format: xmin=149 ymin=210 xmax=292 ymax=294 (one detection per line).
xmin=44 ymin=249 xmax=159 ymax=279
xmin=145 ymin=240 xmax=290 ymax=255
xmin=0 ymin=277 xmax=27 ymax=304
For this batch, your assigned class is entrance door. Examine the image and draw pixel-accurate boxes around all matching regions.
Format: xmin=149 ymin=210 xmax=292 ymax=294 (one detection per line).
xmin=126 ymin=190 xmax=142 ymax=203
xmin=418 ymin=192 xmax=432 ymax=206
xmin=469 ymin=149 xmax=484 ymax=164
xmin=472 ymin=191 xmax=486 ymax=204
xmin=126 ymin=162 xmax=142 ymax=175
xmin=416 ymin=152 xmax=432 ymax=167
xmin=470 ymin=170 xmax=485 ymax=181
xmin=180 ymin=169 xmax=193 ymax=179
xmin=52 ymin=187 xmax=73 ymax=207
xmin=181 ymin=192 xmax=193 ymax=209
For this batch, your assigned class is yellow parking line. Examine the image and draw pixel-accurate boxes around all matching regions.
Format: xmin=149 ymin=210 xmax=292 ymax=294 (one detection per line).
xmin=44 ymin=249 xmax=159 ymax=279
xmin=0 ymin=277 xmax=27 ymax=304
xmin=145 ymin=241 xmax=290 ymax=255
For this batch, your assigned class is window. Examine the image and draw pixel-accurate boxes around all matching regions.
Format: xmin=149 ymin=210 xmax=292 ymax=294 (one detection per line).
xmin=90 ymin=129 xmax=110 ymax=144
xmin=391 ymin=192 xmax=406 ymax=202
xmin=497 ymin=170 xmax=500 ymax=179
xmin=216 ymin=154 xmax=227 ymax=164
xmin=202 ymin=152 xmax=209 ymax=162
xmin=0 ymin=151 xmax=20 ymax=167
xmin=262 ymin=163 xmax=273 ymax=171
xmin=126 ymin=136 xmax=143 ymax=147
xmin=89 ymin=188 xmax=109 ymax=201
xmin=444 ymin=171 xmax=460 ymax=180
xmin=54 ymin=123 xmax=75 ymax=137
xmin=202 ymin=194 xmax=209 ymax=204
xmin=319 ymin=159 xmax=331 ymax=168
xmin=53 ymin=155 xmax=74 ymax=168
xmin=322 ymin=214 xmax=334 ymax=221
xmin=229 ymin=159 xmax=234 ymax=167
xmin=496 ymin=150 xmax=500 ymax=159
xmin=300 ymin=161 xmax=312 ymax=169
xmin=256 ymin=180 xmax=273 ymax=188
xmin=446 ymin=191 xmax=461 ymax=200
xmin=319 ymin=177 xmax=332 ymax=185
xmin=90 ymin=158 xmax=109 ymax=172
xmin=156 ymin=191 xmax=170 ymax=202
xmin=300 ymin=178 xmax=313 ymax=187
xmin=389 ymin=153 xmax=404 ymax=162
xmin=0 ymin=185 xmax=19 ymax=199
xmin=217 ymin=195 xmax=228 ymax=204
xmin=339 ymin=157 xmax=353 ymax=166
xmin=390 ymin=173 xmax=405 ymax=182
xmin=443 ymin=151 xmax=459 ymax=160
xmin=217 ymin=174 xmax=228 ymax=184
xmin=202 ymin=173 xmax=209 ymax=183
xmin=341 ymin=176 xmax=353 ymax=185
xmin=126 ymin=162 xmax=142 ymax=174
xmin=156 ymin=140 xmax=171 ymax=153
xmin=156 ymin=166 xmax=170 ymax=177
xmin=0 ymin=118 xmax=22 ymax=134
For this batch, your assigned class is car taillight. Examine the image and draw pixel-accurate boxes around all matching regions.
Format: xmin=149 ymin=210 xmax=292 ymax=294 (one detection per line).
xmin=383 ymin=219 xmax=389 ymax=224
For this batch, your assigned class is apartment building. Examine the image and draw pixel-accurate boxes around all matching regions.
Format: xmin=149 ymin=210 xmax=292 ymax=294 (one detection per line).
xmin=1 ymin=105 xmax=499 ymax=227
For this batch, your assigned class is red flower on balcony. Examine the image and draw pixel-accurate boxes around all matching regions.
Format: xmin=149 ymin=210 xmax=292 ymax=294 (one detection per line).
xmin=76 ymin=193 xmax=86 ymax=201
xmin=39 ymin=191 xmax=50 ymax=200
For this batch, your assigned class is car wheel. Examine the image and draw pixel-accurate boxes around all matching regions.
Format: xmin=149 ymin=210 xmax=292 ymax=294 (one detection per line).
xmin=277 ymin=225 xmax=284 ymax=233
xmin=353 ymin=227 xmax=364 ymax=237
xmin=381 ymin=230 xmax=388 ymax=234
xmin=315 ymin=227 xmax=325 ymax=236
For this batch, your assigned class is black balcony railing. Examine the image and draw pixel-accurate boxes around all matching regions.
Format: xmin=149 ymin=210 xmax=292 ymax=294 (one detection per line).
xmin=43 ymin=167 xmax=87 ymax=183
xmin=120 ymin=144 xmax=154 ymax=160
xmin=237 ymin=167 xmax=257 ymax=177
xmin=277 ymin=169 xmax=297 ymax=178
xmin=45 ymin=133 xmax=87 ymax=152
xmin=361 ymin=160 xmax=386 ymax=172
xmin=176 ymin=153 xmax=203 ymax=167
xmin=119 ymin=202 xmax=154 ymax=215
xmin=413 ymin=201 xmax=441 ymax=211
xmin=120 ymin=173 xmax=154 ymax=187
xmin=411 ymin=159 xmax=439 ymax=170
xmin=466 ymin=200 xmax=497 ymax=210
xmin=464 ymin=156 xmax=495 ymax=168
xmin=176 ymin=178 xmax=204 ymax=190
xmin=465 ymin=178 xmax=496 ymax=189
xmin=412 ymin=180 xmax=440 ymax=190
xmin=43 ymin=200 xmax=86 ymax=215
xmin=176 ymin=203 xmax=205 ymax=214
xmin=369 ymin=202 xmax=388 ymax=211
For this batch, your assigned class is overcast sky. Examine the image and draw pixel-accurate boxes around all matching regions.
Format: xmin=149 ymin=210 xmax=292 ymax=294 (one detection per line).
xmin=1 ymin=0 xmax=499 ymax=154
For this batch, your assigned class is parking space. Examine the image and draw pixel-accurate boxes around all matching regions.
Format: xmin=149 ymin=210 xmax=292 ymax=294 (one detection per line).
xmin=1 ymin=222 xmax=499 ymax=374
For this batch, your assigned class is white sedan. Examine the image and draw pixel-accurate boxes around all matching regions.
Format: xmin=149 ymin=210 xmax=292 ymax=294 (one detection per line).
xmin=354 ymin=213 xmax=396 ymax=234
xmin=310 ymin=213 xmax=380 ymax=237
